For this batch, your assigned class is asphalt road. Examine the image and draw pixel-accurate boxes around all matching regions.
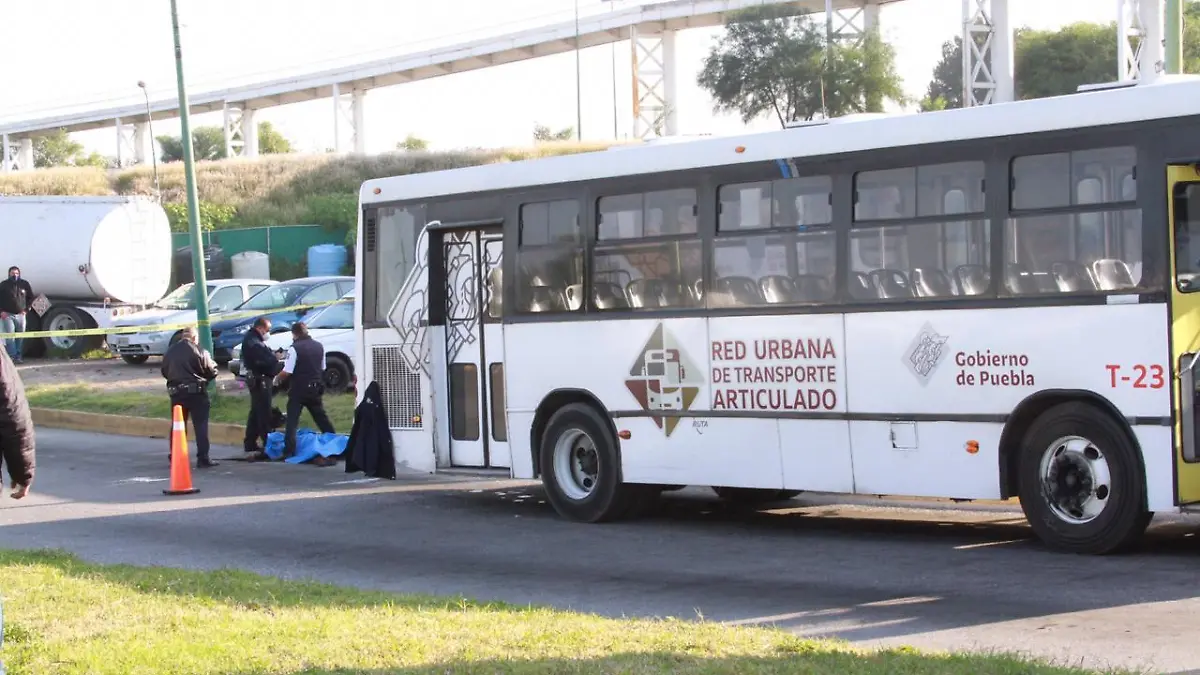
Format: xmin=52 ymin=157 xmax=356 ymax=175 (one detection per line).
xmin=4 ymin=428 xmax=1200 ymax=674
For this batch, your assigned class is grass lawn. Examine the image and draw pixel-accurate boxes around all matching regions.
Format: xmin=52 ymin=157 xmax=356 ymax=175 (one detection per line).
xmin=24 ymin=384 xmax=357 ymax=430
xmin=0 ymin=549 xmax=1120 ymax=675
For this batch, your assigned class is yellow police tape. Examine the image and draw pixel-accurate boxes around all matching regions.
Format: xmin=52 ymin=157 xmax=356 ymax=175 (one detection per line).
xmin=0 ymin=298 xmax=345 ymax=341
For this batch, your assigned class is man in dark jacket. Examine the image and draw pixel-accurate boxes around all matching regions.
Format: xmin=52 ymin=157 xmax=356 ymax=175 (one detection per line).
xmin=161 ymin=326 xmax=220 ymax=468
xmin=0 ymin=347 xmax=35 ymax=499
xmin=240 ymin=317 xmax=281 ymax=456
xmin=274 ymin=322 xmax=335 ymax=458
xmin=0 ymin=266 xmax=34 ymax=364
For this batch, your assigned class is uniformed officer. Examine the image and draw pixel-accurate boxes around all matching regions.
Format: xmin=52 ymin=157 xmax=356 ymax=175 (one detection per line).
xmin=275 ymin=321 xmax=335 ymax=457
xmin=160 ymin=326 xmax=220 ymax=468
xmin=240 ymin=316 xmax=280 ymax=456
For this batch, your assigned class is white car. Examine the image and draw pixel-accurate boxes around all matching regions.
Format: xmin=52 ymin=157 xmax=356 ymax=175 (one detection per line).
xmin=229 ymin=290 xmax=357 ymax=392
xmin=108 ymin=278 xmax=278 ymax=364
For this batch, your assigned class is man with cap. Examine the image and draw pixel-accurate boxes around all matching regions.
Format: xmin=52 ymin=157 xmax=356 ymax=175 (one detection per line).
xmin=160 ymin=326 xmax=220 ymax=468
xmin=239 ymin=316 xmax=281 ymax=457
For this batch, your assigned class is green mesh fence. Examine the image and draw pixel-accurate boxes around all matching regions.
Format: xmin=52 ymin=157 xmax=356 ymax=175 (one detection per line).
xmin=171 ymin=224 xmax=350 ymax=281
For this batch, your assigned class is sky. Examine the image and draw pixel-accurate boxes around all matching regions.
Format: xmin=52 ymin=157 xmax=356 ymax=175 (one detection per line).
xmin=0 ymin=0 xmax=1120 ymax=158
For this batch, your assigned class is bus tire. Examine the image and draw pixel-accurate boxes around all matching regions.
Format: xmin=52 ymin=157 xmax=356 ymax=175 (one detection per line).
xmin=1017 ymin=401 xmax=1150 ymax=555
xmin=539 ymin=402 xmax=637 ymax=523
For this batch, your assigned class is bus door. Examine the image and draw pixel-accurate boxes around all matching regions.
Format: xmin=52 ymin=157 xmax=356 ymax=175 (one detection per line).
xmin=441 ymin=226 xmax=510 ymax=469
xmin=1167 ymin=165 xmax=1200 ymax=503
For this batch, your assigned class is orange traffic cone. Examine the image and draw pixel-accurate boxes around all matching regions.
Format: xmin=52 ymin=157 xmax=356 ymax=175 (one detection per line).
xmin=164 ymin=404 xmax=200 ymax=496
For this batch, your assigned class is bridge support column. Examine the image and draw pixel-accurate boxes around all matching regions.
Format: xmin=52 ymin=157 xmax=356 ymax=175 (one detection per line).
xmin=222 ymin=102 xmax=246 ymax=158
xmin=864 ymin=2 xmax=880 ymax=32
xmin=827 ymin=0 xmax=879 ymax=40
xmin=332 ymin=83 xmax=366 ymax=154
xmin=241 ymin=108 xmax=259 ymax=157
xmin=630 ymin=27 xmax=678 ymax=139
xmin=114 ymin=117 xmax=139 ymax=167
xmin=1119 ymin=0 xmax=1164 ymax=84
xmin=0 ymin=135 xmax=30 ymax=172
xmin=962 ymin=0 xmax=1014 ymax=106
xmin=17 ymin=137 xmax=32 ymax=169
xmin=133 ymin=122 xmax=150 ymax=165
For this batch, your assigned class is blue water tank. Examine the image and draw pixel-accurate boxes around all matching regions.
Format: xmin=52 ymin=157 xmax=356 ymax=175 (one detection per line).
xmin=307 ymin=244 xmax=347 ymax=277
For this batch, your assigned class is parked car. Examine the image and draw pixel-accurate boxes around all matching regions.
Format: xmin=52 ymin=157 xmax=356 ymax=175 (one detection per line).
xmin=108 ymin=278 xmax=279 ymax=364
xmin=208 ymin=275 xmax=354 ymax=365
xmin=230 ymin=289 xmax=357 ymax=392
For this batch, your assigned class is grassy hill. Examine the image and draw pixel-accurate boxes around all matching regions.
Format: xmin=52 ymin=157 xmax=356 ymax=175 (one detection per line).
xmin=0 ymin=141 xmax=617 ymax=246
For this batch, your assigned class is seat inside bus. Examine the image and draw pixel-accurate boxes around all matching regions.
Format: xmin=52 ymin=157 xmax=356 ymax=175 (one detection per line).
xmin=1003 ymin=258 xmax=1137 ymax=295
xmin=514 ymin=257 xmax=1138 ymax=313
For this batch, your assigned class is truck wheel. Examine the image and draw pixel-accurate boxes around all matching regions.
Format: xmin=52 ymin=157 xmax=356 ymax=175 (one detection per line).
xmin=539 ymin=402 xmax=647 ymax=523
xmin=1017 ymin=401 xmax=1151 ymax=555
xmin=712 ymin=487 xmax=802 ymax=506
xmin=41 ymin=307 xmax=99 ymax=358
xmin=323 ymin=354 xmax=352 ymax=392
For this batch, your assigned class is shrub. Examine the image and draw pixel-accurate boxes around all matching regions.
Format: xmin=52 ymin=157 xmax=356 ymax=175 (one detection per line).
xmin=163 ymin=201 xmax=238 ymax=233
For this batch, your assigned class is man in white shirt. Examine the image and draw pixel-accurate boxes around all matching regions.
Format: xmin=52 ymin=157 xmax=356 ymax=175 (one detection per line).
xmin=274 ymin=322 xmax=336 ymax=457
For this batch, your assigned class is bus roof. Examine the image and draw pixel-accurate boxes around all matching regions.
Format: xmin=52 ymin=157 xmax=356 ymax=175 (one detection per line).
xmin=360 ymin=74 xmax=1200 ymax=205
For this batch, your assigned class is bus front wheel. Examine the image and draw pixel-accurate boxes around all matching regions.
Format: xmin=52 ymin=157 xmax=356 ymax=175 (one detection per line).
xmin=1017 ymin=401 xmax=1151 ymax=555
xmin=539 ymin=403 xmax=653 ymax=523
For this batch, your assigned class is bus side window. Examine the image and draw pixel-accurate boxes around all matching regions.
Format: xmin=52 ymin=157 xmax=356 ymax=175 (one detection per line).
xmin=593 ymin=188 xmax=700 ymax=311
xmin=1004 ymin=146 xmax=1142 ymax=296
xmin=516 ymin=200 xmax=584 ymax=314
xmin=849 ymin=161 xmax=988 ymax=301
xmin=712 ymin=176 xmax=835 ymax=308
xmin=1174 ymin=183 xmax=1200 ymax=292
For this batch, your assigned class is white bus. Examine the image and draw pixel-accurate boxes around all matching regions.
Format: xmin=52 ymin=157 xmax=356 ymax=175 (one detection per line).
xmin=353 ymin=75 xmax=1200 ymax=555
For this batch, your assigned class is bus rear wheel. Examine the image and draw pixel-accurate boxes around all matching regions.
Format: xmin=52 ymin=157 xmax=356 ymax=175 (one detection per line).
xmin=539 ymin=403 xmax=653 ymax=523
xmin=1017 ymin=401 xmax=1151 ymax=555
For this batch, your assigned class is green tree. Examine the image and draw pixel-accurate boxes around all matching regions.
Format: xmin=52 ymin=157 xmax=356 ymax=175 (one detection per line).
xmin=157 ymin=122 xmax=293 ymax=162
xmin=1016 ymin=22 xmax=1117 ymax=99
xmin=533 ymin=124 xmax=575 ymax=142
xmin=28 ymin=128 xmax=111 ymax=168
xmin=919 ymin=36 xmax=962 ymax=111
xmin=696 ymin=6 xmax=907 ymax=126
xmin=922 ymin=1 xmax=1200 ymax=109
xmin=157 ymin=126 xmax=225 ymax=162
xmin=256 ymin=121 xmax=293 ymax=154
xmin=397 ymin=133 xmax=429 ymax=151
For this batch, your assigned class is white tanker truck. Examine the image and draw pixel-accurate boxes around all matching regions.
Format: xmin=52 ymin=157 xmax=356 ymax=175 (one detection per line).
xmin=0 ymin=195 xmax=174 ymax=357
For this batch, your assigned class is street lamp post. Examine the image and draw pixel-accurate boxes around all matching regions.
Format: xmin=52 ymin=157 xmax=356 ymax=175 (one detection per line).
xmin=136 ymin=80 xmax=161 ymax=198
xmin=575 ymin=0 xmax=583 ymax=140
xmin=601 ymin=0 xmax=618 ymax=139
xmin=168 ymin=0 xmax=215 ymax=367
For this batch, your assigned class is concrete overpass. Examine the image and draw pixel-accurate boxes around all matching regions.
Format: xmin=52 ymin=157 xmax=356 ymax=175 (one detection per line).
xmin=0 ymin=0 xmax=1167 ymax=172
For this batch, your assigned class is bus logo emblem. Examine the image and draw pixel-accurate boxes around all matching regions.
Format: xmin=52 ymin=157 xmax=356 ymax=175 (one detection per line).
xmin=904 ymin=322 xmax=949 ymax=385
xmin=625 ymin=323 xmax=703 ymax=437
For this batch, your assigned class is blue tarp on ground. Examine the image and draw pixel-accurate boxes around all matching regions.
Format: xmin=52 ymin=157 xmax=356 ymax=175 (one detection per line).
xmin=264 ymin=429 xmax=348 ymax=464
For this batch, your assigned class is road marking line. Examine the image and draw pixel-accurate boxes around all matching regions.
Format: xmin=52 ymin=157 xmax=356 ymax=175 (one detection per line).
xmin=953 ymin=538 xmax=1027 ymax=550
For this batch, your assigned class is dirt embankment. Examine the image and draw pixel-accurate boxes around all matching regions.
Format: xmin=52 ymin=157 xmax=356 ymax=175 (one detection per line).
xmin=16 ymin=356 xmax=247 ymax=394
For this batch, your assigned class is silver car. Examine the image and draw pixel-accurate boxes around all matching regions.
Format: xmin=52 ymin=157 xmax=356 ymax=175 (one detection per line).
xmin=108 ymin=278 xmax=278 ymax=364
